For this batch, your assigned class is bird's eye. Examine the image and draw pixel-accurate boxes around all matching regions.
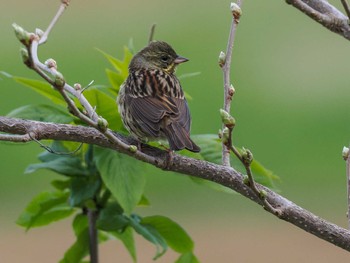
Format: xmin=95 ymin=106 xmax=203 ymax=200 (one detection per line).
xmin=160 ymin=55 xmax=169 ymax=62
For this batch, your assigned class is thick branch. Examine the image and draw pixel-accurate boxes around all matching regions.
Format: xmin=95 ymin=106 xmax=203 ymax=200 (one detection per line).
xmin=1 ymin=116 xmax=350 ymax=251
xmin=286 ymin=0 xmax=350 ymax=40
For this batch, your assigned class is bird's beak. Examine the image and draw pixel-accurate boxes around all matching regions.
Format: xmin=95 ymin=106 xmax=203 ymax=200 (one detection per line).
xmin=174 ymin=55 xmax=189 ymax=64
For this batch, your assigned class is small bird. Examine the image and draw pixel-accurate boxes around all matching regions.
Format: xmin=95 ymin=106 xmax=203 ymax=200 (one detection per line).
xmin=117 ymin=41 xmax=200 ymax=153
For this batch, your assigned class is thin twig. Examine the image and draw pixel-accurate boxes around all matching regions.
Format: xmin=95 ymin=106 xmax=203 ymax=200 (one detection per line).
xmin=39 ymin=1 xmax=69 ymax=44
xmin=148 ymin=23 xmax=156 ymax=43
xmin=341 ymin=0 xmax=350 ymax=20
xmin=345 ymin=146 xmax=350 ymax=229
xmin=221 ymin=1 xmax=242 ymax=166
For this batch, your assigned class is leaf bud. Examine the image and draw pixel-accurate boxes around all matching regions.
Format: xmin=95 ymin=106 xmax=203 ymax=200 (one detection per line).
xmin=343 ymin=146 xmax=350 ymax=160
xmin=54 ymin=71 xmax=65 ymax=88
xmin=220 ymin=109 xmax=236 ymax=128
xmin=12 ymin=23 xmax=31 ymax=46
xmin=259 ymin=189 xmax=267 ymax=199
xmin=74 ymin=83 xmax=82 ymax=91
xmin=97 ymin=116 xmax=109 ymax=131
xmin=230 ymin=2 xmax=242 ymax=21
xmin=45 ymin=58 xmax=57 ymax=70
xmin=35 ymin=28 xmax=44 ymax=39
xmin=221 ymin=127 xmax=230 ymax=145
xmin=20 ymin=48 xmax=30 ymax=66
xmin=241 ymin=147 xmax=253 ymax=165
xmin=129 ymin=145 xmax=138 ymax=153
xmin=218 ymin=51 xmax=226 ymax=67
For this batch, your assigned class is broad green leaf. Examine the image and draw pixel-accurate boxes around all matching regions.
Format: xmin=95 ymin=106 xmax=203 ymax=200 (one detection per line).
xmin=94 ymin=147 xmax=146 ymax=215
xmin=82 ymin=88 xmax=122 ymax=130
xmin=13 ymin=76 xmax=66 ymax=105
xmin=51 ymin=179 xmax=71 ymax=191
xmin=69 ymin=176 xmax=101 ymax=207
xmin=111 ymin=227 xmax=136 ymax=263
xmin=97 ymin=202 xmax=129 ymax=232
xmin=141 ymin=215 xmax=194 ymax=254
xmin=138 ymin=195 xmax=151 ymax=207
xmin=17 ymin=191 xmax=74 ymax=230
xmin=192 ymin=134 xmax=221 ymax=164
xmin=26 ymin=141 xmax=89 ymax=177
xmin=175 ymin=252 xmax=200 ymax=263
xmin=60 ymin=214 xmax=89 ymax=263
xmin=7 ymin=104 xmax=74 ymax=123
xmin=97 ymin=47 xmax=132 ymax=79
xmin=129 ymin=215 xmax=167 ymax=260
xmin=105 ymin=68 xmax=124 ymax=91
xmin=25 ymin=156 xmax=89 ymax=177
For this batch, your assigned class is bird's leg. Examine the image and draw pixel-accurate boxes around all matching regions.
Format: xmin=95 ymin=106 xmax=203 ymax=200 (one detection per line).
xmin=163 ymin=149 xmax=174 ymax=170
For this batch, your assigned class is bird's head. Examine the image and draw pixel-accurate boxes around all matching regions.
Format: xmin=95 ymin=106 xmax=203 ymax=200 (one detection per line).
xmin=130 ymin=41 xmax=188 ymax=74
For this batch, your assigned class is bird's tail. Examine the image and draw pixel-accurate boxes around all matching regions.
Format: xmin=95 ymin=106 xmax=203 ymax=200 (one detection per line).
xmin=164 ymin=123 xmax=201 ymax=153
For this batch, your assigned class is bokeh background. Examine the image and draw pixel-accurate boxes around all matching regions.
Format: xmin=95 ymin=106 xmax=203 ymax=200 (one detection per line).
xmin=1 ymin=0 xmax=350 ymax=262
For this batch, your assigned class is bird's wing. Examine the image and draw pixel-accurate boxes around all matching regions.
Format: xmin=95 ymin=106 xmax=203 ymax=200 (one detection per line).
xmin=126 ymin=95 xmax=179 ymax=137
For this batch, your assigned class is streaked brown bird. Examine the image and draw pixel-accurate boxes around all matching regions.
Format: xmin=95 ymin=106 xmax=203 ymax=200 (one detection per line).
xmin=117 ymin=41 xmax=200 ymax=152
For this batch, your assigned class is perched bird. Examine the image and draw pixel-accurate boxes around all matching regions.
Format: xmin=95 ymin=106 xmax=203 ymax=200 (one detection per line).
xmin=117 ymin=41 xmax=200 ymax=152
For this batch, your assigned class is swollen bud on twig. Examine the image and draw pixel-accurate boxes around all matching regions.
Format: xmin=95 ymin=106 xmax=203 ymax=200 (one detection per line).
xmin=54 ymin=71 xmax=65 ymax=88
xmin=45 ymin=58 xmax=57 ymax=70
xmin=97 ymin=116 xmax=109 ymax=131
xmin=230 ymin=2 xmax=242 ymax=21
xmin=35 ymin=28 xmax=44 ymax=39
xmin=221 ymin=127 xmax=230 ymax=145
xmin=12 ymin=23 xmax=33 ymax=46
xmin=74 ymin=83 xmax=82 ymax=91
xmin=242 ymin=174 xmax=249 ymax=185
xmin=218 ymin=51 xmax=226 ymax=67
xmin=259 ymin=189 xmax=267 ymax=199
xmin=343 ymin=146 xmax=350 ymax=160
xmin=220 ymin=109 xmax=236 ymax=128
xmin=129 ymin=145 xmax=138 ymax=153
xmin=241 ymin=147 xmax=253 ymax=165
xmin=20 ymin=48 xmax=30 ymax=67
xmin=228 ymin=84 xmax=235 ymax=97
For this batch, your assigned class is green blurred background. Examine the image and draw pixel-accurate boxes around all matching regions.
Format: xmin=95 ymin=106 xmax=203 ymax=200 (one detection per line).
xmin=1 ymin=0 xmax=350 ymax=262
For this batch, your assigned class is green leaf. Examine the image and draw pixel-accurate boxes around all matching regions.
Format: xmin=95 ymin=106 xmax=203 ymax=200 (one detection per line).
xmin=97 ymin=47 xmax=132 ymax=79
xmin=60 ymin=214 xmax=89 ymax=263
xmin=94 ymin=147 xmax=146 ymax=215
xmin=105 ymin=68 xmax=124 ymax=91
xmin=13 ymin=76 xmax=66 ymax=105
xmin=26 ymin=142 xmax=89 ymax=177
xmin=97 ymin=202 xmax=129 ymax=232
xmin=51 ymin=179 xmax=71 ymax=191
xmin=69 ymin=176 xmax=101 ymax=207
xmin=129 ymin=215 xmax=167 ymax=260
xmin=175 ymin=252 xmax=200 ymax=263
xmin=138 ymin=195 xmax=151 ymax=207
xmin=25 ymin=156 xmax=89 ymax=177
xmin=7 ymin=104 xmax=74 ymax=123
xmin=141 ymin=215 xmax=194 ymax=254
xmin=17 ymin=191 xmax=74 ymax=230
xmin=111 ymin=227 xmax=137 ymax=263
xmin=82 ymin=88 xmax=122 ymax=130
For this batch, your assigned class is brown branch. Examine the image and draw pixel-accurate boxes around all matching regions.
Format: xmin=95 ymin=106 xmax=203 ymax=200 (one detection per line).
xmin=286 ymin=0 xmax=350 ymax=40
xmin=1 ymin=116 xmax=350 ymax=251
